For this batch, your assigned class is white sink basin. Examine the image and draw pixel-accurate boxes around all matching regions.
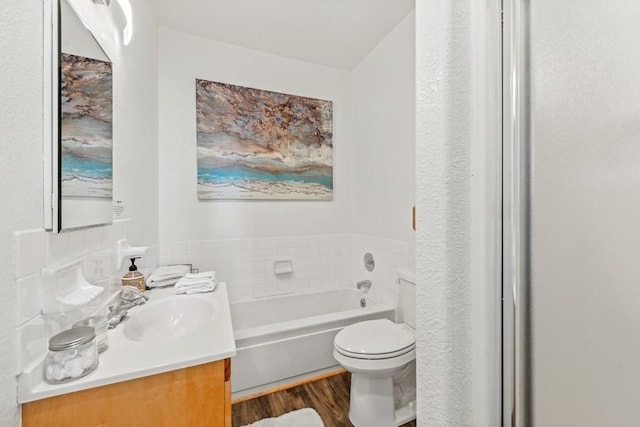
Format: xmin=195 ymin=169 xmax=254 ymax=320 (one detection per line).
xmin=123 ymin=297 xmax=215 ymax=342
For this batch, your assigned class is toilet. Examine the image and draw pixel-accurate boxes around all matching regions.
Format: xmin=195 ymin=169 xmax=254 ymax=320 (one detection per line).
xmin=333 ymin=270 xmax=416 ymax=427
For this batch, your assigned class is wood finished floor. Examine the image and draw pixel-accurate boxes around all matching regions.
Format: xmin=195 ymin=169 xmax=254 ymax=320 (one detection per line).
xmin=232 ymin=372 xmax=417 ymax=427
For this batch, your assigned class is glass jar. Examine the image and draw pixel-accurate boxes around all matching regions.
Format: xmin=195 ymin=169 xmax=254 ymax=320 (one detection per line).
xmin=44 ymin=326 xmax=98 ymax=384
xmin=73 ymin=316 xmax=109 ymax=353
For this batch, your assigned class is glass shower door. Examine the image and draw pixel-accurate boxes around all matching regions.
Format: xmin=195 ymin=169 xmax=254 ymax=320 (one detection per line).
xmin=504 ymin=1 xmax=640 ymax=426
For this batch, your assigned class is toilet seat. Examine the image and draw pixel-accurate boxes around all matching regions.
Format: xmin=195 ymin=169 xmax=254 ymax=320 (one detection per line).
xmin=335 ymin=343 xmax=415 ymax=360
xmin=334 ymin=319 xmax=415 ymax=360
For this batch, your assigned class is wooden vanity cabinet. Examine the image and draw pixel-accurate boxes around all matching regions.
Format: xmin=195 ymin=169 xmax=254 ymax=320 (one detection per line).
xmin=23 ymin=358 xmax=231 ymax=427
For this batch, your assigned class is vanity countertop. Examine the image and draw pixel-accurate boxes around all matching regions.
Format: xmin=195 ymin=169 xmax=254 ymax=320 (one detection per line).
xmin=18 ymin=282 xmax=236 ymax=403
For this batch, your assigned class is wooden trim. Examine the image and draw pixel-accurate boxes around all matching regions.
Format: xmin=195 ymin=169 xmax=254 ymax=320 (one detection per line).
xmin=412 ymin=205 xmax=416 ymax=231
xmin=232 ymin=368 xmax=347 ymax=404
xmin=224 ymin=379 xmax=232 ymax=427
xmin=224 ymin=358 xmax=231 ymax=381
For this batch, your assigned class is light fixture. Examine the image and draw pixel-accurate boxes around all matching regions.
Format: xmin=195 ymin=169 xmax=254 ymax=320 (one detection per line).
xmin=114 ymin=0 xmax=132 ymax=45
xmin=90 ymin=0 xmax=131 ymax=46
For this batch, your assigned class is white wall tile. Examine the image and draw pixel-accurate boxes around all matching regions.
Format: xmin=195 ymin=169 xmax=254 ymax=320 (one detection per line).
xmin=15 ymin=316 xmax=48 ymax=374
xmin=46 ymin=231 xmax=72 ymax=267
xmin=14 ymin=229 xmax=46 ymax=278
xmin=112 ymin=219 xmax=129 ymax=242
xmin=15 ymin=218 xmax=128 ymax=376
xmin=156 ymin=233 xmax=410 ymax=303
xmin=84 ymin=226 xmax=111 ymax=253
xmin=15 ymin=274 xmax=43 ymax=327
xmin=186 ymin=240 xmax=203 ymax=254
xmin=171 ymin=252 xmax=189 ymax=265
xmin=139 ymin=245 xmax=159 ymax=269
xmin=84 ymin=250 xmax=113 ymax=283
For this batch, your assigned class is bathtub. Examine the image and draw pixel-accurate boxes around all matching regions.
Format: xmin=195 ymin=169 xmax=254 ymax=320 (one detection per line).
xmin=230 ymin=289 xmax=395 ymax=395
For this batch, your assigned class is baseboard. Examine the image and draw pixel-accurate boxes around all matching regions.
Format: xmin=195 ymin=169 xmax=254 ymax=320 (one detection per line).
xmin=231 ymin=367 xmax=347 ymax=404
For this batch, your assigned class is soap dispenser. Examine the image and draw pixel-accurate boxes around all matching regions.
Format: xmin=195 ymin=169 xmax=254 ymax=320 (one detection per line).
xmin=122 ymin=257 xmax=145 ymax=292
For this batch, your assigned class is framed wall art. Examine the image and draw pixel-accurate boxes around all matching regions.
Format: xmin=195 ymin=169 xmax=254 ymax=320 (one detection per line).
xmin=196 ymin=79 xmax=333 ymax=200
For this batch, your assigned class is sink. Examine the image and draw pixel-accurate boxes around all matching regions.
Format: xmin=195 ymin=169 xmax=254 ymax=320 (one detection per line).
xmin=123 ymin=297 xmax=215 ymax=342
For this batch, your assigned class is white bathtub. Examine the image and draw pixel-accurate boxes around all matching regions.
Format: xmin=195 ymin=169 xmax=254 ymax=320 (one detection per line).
xmin=230 ymin=289 xmax=395 ymax=395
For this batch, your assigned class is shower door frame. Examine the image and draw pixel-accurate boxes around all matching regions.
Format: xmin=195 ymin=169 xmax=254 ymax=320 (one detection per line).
xmin=501 ymin=0 xmax=531 ymax=426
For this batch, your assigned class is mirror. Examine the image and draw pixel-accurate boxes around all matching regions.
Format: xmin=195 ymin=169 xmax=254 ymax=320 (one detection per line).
xmin=45 ymin=0 xmax=113 ymax=232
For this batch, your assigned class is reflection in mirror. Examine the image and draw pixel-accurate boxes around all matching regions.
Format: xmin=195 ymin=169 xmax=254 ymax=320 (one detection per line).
xmin=45 ymin=0 xmax=114 ymax=232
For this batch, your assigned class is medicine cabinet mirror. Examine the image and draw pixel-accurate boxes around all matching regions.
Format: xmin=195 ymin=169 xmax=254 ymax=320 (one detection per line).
xmin=45 ymin=0 xmax=113 ymax=232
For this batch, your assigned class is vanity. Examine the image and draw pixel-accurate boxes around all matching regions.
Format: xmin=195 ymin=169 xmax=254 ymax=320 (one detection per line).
xmin=19 ymin=284 xmax=236 ymax=427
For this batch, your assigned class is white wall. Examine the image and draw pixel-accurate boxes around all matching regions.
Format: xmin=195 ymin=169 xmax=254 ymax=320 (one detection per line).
xmin=1 ymin=3 xmax=419 ymax=424
xmin=416 ymin=2 xmax=472 ymax=422
xmin=158 ymin=27 xmax=352 ymax=242
xmin=350 ymin=11 xmax=416 ymax=265
xmin=14 ymin=221 xmax=130 ymax=403
xmin=415 ymin=1 xmax=501 ymax=425
xmin=111 ymin=0 xmax=159 ymax=249
xmin=0 ymin=1 xmax=44 ymax=423
xmin=157 ymin=20 xmax=415 ymax=305
xmin=64 ymin=0 xmax=159 ymax=247
xmin=0 ymin=0 xmax=158 ymax=424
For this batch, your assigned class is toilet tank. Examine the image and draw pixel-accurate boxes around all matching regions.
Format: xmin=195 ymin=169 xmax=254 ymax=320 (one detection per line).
xmin=397 ymin=269 xmax=416 ymax=329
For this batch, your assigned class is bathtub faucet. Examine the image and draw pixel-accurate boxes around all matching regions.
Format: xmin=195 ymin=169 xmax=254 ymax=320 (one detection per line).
xmin=356 ymin=280 xmax=372 ymax=292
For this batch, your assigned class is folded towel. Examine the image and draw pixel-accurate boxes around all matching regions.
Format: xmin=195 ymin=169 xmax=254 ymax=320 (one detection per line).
xmin=175 ymin=276 xmax=217 ymax=295
xmin=147 ymin=265 xmax=190 ymax=288
xmin=185 ymin=271 xmax=215 ymax=280
xmin=146 ymin=277 xmax=180 ymax=288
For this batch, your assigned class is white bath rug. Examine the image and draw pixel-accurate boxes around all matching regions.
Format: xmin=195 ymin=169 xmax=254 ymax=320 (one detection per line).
xmin=241 ymin=408 xmax=325 ymax=427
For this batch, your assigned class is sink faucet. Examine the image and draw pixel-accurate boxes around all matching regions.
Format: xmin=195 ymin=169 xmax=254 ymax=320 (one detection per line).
xmin=356 ymin=280 xmax=372 ymax=291
xmin=107 ymin=287 xmax=148 ymax=329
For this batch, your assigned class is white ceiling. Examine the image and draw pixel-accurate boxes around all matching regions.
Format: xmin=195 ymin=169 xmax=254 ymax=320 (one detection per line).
xmin=156 ymin=0 xmax=414 ymax=70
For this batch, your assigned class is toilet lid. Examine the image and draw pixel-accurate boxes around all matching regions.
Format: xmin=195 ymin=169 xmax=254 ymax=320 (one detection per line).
xmin=334 ymin=319 xmax=415 ymax=359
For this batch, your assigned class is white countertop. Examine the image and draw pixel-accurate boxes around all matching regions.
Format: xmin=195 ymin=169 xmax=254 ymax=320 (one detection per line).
xmin=18 ymin=282 xmax=236 ymax=403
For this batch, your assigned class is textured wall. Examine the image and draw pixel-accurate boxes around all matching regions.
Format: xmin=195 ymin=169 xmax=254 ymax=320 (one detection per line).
xmin=0 ymin=1 xmax=45 ymax=425
xmin=415 ymin=1 xmax=473 ymax=425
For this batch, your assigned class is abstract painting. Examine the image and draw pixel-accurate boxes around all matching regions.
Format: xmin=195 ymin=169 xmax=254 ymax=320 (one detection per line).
xmin=61 ymin=53 xmax=113 ymax=198
xmin=196 ymin=79 xmax=333 ymax=200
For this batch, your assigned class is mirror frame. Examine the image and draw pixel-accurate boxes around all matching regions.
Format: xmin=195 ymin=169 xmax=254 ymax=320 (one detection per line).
xmin=44 ymin=0 xmax=114 ymax=232
xmin=44 ymin=0 xmax=59 ymax=231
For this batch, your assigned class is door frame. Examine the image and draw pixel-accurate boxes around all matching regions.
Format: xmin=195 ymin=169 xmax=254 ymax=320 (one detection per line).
xmin=501 ymin=0 xmax=531 ymax=426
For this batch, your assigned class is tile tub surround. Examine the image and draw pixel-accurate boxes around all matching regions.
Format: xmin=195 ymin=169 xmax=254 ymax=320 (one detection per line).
xmin=14 ymin=226 xmax=410 ymax=381
xmin=159 ymin=234 xmax=411 ymax=307
xmin=14 ymin=220 xmax=131 ymax=376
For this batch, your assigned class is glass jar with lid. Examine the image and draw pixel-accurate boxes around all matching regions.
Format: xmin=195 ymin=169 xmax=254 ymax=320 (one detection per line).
xmin=73 ymin=316 xmax=109 ymax=353
xmin=44 ymin=326 xmax=99 ymax=384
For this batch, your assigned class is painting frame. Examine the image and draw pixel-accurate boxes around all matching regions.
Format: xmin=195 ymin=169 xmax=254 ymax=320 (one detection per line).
xmin=196 ymin=79 xmax=334 ymax=200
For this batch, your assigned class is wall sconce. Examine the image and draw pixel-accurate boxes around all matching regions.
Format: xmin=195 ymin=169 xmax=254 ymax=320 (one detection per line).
xmin=115 ymin=0 xmax=132 ymax=45
xmin=90 ymin=0 xmax=132 ymax=46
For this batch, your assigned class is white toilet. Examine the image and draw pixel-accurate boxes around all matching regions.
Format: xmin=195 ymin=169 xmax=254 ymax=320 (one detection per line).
xmin=333 ymin=270 xmax=416 ymax=427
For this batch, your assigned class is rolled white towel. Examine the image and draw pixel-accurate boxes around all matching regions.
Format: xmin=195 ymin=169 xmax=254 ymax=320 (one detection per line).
xmin=175 ymin=276 xmax=216 ymax=295
xmin=147 ymin=265 xmax=190 ymax=288
xmin=178 ymin=283 xmax=216 ymax=295
xmin=185 ymin=271 xmax=215 ymax=280
xmin=147 ymin=277 xmax=180 ymax=288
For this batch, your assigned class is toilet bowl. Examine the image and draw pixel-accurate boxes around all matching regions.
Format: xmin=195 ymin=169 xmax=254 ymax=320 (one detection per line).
xmin=334 ymin=270 xmax=417 ymax=427
xmin=333 ymin=319 xmax=416 ymax=426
